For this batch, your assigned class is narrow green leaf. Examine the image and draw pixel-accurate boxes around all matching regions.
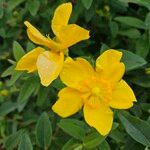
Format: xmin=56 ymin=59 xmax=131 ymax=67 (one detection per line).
xmin=118 ymin=111 xmax=150 ymax=147
xmin=118 ymin=28 xmax=141 ymax=39
xmin=7 ymin=70 xmax=23 ymax=86
xmin=81 ymin=0 xmax=93 ymax=9
xmin=119 ymin=49 xmax=147 ymax=71
xmin=136 ymin=37 xmax=150 ymax=58
xmin=58 ymin=119 xmax=88 ymax=140
xmin=114 ymin=16 xmax=146 ymax=29
xmin=119 ymin=0 xmax=150 ymax=10
xmin=1 ymin=65 xmax=15 ymax=78
xmin=17 ymin=76 xmax=39 ymax=102
xmin=13 ymin=41 xmax=25 ymax=61
xmin=26 ymin=0 xmax=40 ymax=16
xmin=36 ymin=86 xmax=49 ymax=107
xmin=109 ymin=21 xmax=119 ymax=38
xmin=62 ymin=139 xmax=83 ymax=150
xmin=4 ymin=130 xmax=23 ymax=150
xmin=98 ymin=140 xmax=111 ymax=150
xmin=36 ymin=112 xmax=52 ymax=149
xmin=18 ymin=133 xmax=33 ymax=150
xmin=0 ymin=101 xmax=17 ymax=116
xmin=7 ymin=0 xmax=25 ymax=12
xmin=145 ymin=12 xmax=150 ymax=29
xmin=83 ymin=131 xmax=105 ymax=149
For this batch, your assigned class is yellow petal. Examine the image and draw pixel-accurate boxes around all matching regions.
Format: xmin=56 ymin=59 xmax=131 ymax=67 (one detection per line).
xmin=24 ymin=21 xmax=59 ymax=50
xmin=51 ymin=3 xmax=72 ymax=35
xmin=37 ymin=51 xmax=64 ymax=87
xmin=58 ymin=24 xmax=90 ymax=49
xmin=109 ymin=80 xmax=136 ymax=109
xmin=15 ymin=47 xmax=45 ymax=73
xmin=60 ymin=57 xmax=95 ymax=88
xmin=84 ymin=103 xmax=113 ymax=136
xmin=96 ymin=50 xmax=125 ymax=82
xmin=52 ymin=87 xmax=83 ymax=117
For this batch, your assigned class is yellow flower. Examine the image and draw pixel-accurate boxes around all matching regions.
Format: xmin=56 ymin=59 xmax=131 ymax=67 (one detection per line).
xmin=52 ymin=50 xmax=136 ymax=136
xmin=15 ymin=3 xmax=89 ymax=86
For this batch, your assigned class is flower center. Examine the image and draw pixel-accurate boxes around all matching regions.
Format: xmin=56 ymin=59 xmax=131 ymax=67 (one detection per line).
xmin=91 ymin=87 xmax=100 ymax=96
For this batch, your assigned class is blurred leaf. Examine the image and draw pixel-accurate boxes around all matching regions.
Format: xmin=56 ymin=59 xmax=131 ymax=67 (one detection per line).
xmin=118 ymin=28 xmax=141 ymax=39
xmin=13 ymin=41 xmax=25 ymax=61
xmin=0 ymin=2 xmax=3 ymax=19
xmin=26 ymin=0 xmax=40 ymax=16
xmin=4 ymin=130 xmax=23 ymax=150
xmin=98 ymin=140 xmax=111 ymax=150
xmin=36 ymin=112 xmax=52 ymax=149
xmin=130 ymin=74 xmax=150 ymax=88
xmin=58 ymin=119 xmax=88 ymax=140
xmin=7 ymin=0 xmax=25 ymax=12
xmin=0 ymin=101 xmax=17 ymax=116
xmin=118 ymin=111 xmax=150 ymax=147
xmin=119 ymin=0 xmax=150 ymax=10
xmin=7 ymin=70 xmax=23 ymax=86
xmin=119 ymin=49 xmax=147 ymax=71
xmin=109 ymin=21 xmax=119 ymax=38
xmin=136 ymin=37 xmax=150 ymax=58
xmin=18 ymin=133 xmax=33 ymax=150
xmin=81 ymin=0 xmax=93 ymax=9
xmin=1 ymin=65 xmax=15 ymax=77
xmin=36 ymin=86 xmax=49 ymax=107
xmin=83 ymin=131 xmax=105 ymax=149
xmin=17 ymin=76 xmax=39 ymax=102
xmin=145 ymin=12 xmax=150 ymax=29
xmin=114 ymin=16 xmax=146 ymax=29
xmin=62 ymin=138 xmax=83 ymax=150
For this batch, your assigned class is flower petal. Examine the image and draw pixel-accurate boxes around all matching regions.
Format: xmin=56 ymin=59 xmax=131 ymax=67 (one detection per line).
xmin=51 ymin=3 xmax=72 ymax=36
xmin=60 ymin=57 xmax=95 ymax=88
xmin=15 ymin=47 xmax=45 ymax=73
xmin=52 ymin=87 xmax=83 ymax=117
xmin=58 ymin=24 xmax=90 ymax=49
xmin=24 ymin=21 xmax=58 ymax=50
xmin=37 ymin=51 xmax=64 ymax=87
xmin=96 ymin=50 xmax=125 ymax=82
xmin=109 ymin=80 xmax=136 ymax=109
xmin=84 ymin=103 xmax=113 ymax=136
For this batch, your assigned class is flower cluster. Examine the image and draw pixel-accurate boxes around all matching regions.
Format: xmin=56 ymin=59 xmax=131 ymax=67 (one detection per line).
xmin=15 ymin=3 xmax=136 ymax=135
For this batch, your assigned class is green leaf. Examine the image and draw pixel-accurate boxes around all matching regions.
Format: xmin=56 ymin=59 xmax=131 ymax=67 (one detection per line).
xmin=145 ymin=12 xmax=150 ymax=29
xmin=0 ymin=101 xmax=17 ymax=116
xmin=13 ymin=41 xmax=25 ymax=61
xmin=119 ymin=49 xmax=147 ymax=71
xmin=119 ymin=0 xmax=150 ymax=10
xmin=83 ymin=131 xmax=105 ymax=149
xmin=17 ymin=76 xmax=39 ymax=102
xmin=130 ymin=74 xmax=150 ymax=88
xmin=136 ymin=37 xmax=150 ymax=58
xmin=62 ymin=139 xmax=83 ymax=150
xmin=58 ymin=119 xmax=88 ymax=140
xmin=36 ymin=86 xmax=49 ymax=107
xmin=0 ymin=0 xmax=3 ymax=19
xmin=114 ymin=16 xmax=146 ymax=29
xmin=4 ymin=130 xmax=23 ymax=150
xmin=1 ymin=65 xmax=15 ymax=77
xmin=7 ymin=0 xmax=25 ymax=12
xmin=36 ymin=112 xmax=52 ymax=149
xmin=118 ymin=111 xmax=150 ymax=147
xmin=109 ymin=21 xmax=119 ymax=38
xmin=18 ymin=133 xmax=33 ymax=150
xmin=7 ymin=70 xmax=23 ymax=86
xmin=26 ymin=0 xmax=40 ymax=16
xmin=118 ymin=28 xmax=141 ymax=39
xmin=81 ymin=0 xmax=93 ymax=9
xmin=98 ymin=140 xmax=111 ymax=150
